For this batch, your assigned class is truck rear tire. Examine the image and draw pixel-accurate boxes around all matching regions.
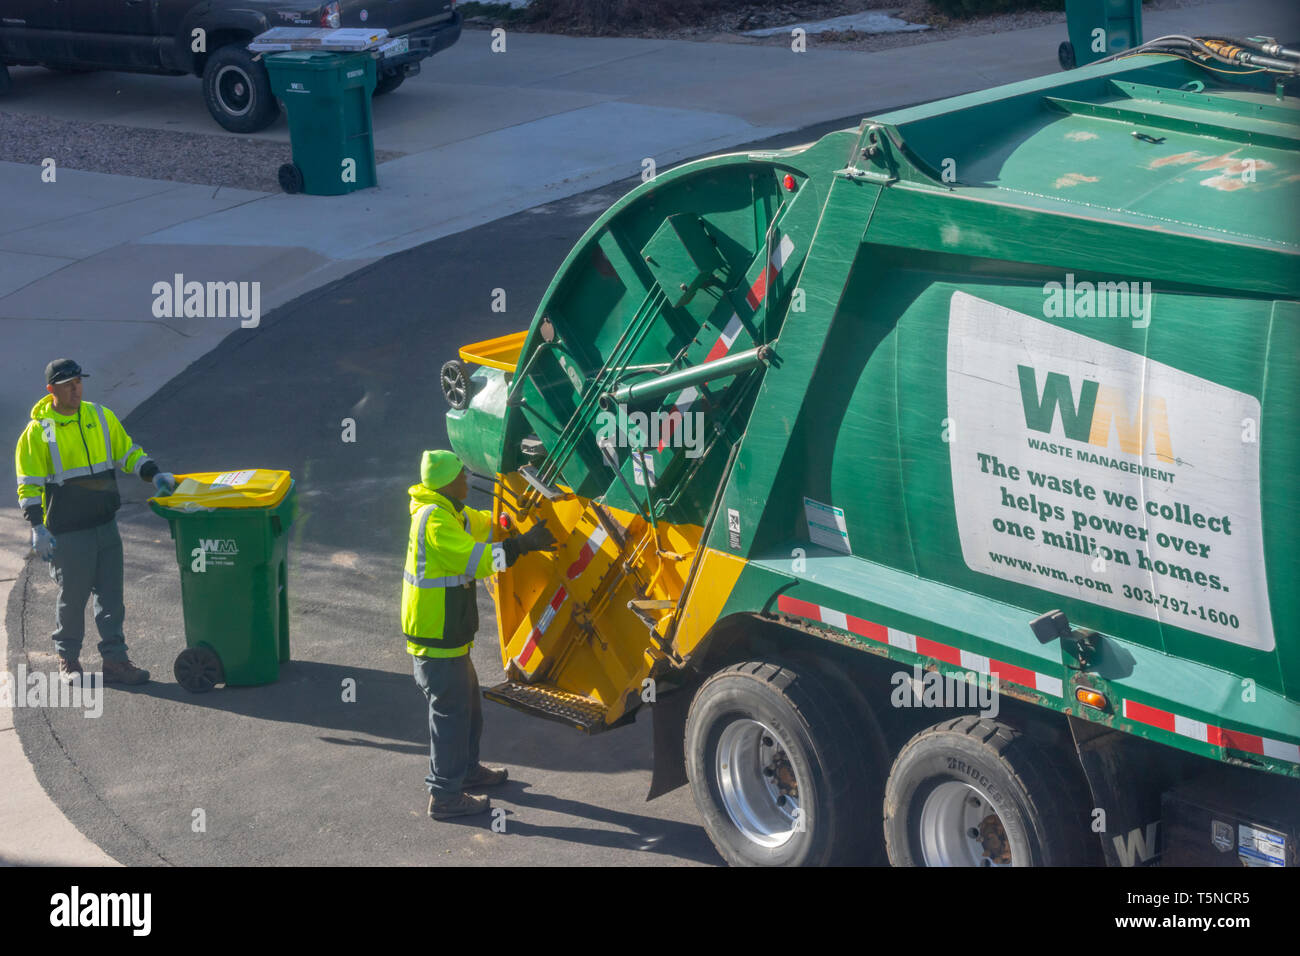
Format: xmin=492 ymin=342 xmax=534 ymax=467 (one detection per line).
xmin=883 ymin=715 xmax=1094 ymax=866
xmin=685 ymin=659 xmax=873 ymax=866
xmin=203 ymin=45 xmax=279 ymax=133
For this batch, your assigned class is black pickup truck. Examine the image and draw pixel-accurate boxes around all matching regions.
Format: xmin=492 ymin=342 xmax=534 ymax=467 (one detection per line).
xmin=0 ymin=0 xmax=461 ymax=132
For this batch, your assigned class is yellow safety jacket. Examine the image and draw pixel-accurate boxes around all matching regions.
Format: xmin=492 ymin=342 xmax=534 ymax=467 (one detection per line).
xmin=15 ymin=395 xmax=155 ymax=534
xmin=401 ymin=483 xmax=507 ymax=658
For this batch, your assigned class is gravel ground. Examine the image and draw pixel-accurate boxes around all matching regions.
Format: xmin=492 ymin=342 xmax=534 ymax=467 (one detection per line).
xmin=470 ymin=0 xmax=1217 ymax=53
xmin=0 ymin=111 xmax=405 ymax=193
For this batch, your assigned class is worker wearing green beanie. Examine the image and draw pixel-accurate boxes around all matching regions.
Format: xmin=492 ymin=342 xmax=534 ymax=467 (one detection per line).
xmin=420 ymin=449 xmax=463 ymax=491
xmin=401 ymin=449 xmax=556 ymax=820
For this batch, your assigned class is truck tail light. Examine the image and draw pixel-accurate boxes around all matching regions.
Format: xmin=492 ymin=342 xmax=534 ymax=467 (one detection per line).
xmin=320 ymin=2 xmax=341 ymax=28
xmin=1075 ymin=687 xmax=1108 ymax=710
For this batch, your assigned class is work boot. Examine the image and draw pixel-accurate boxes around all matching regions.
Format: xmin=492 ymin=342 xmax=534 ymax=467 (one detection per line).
xmin=58 ymin=657 xmax=83 ymax=683
xmin=102 ymin=659 xmax=150 ymax=685
xmin=463 ymin=764 xmax=509 ymax=789
xmin=428 ymin=792 xmax=491 ymax=820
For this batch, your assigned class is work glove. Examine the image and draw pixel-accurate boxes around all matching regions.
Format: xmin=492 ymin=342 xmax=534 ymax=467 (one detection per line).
xmin=518 ymin=522 xmax=557 ymax=555
xmin=153 ymin=472 xmax=177 ymax=496
xmin=32 ymin=526 xmax=56 ymax=562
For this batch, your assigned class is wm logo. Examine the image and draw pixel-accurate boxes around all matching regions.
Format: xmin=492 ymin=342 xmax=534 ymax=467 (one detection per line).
xmin=1018 ymin=365 xmax=1173 ymax=463
xmin=198 ymin=539 xmax=239 ymax=554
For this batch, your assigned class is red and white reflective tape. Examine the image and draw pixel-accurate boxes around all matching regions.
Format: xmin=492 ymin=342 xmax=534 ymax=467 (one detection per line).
xmin=516 ymin=586 xmax=567 ymax=669
xmin=744 ymin=234 xmax=797 ymax=311
xmin=1122 ymin=699 xmax=1300 ymax=766
xmin=565 ymin=523 xmax=610 ymax=581
xmin=658 ymin=234 xmax=797 ymax=453
xmin=775 ymin=594 xmax=1300 ymax=766
xmin=705 ymin=314 xmax=745 ymax=363
xmin=776 ymin=594 xmax=1064 ymax=698
xmin=657 ymin=387 xmax=699 ymax=453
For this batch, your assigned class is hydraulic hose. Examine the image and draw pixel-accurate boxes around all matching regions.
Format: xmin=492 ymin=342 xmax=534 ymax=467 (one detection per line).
xmin=1095 ymin=34 xmax=1300 ymax=74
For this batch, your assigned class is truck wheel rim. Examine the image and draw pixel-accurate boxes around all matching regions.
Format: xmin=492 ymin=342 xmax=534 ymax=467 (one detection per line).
xmin=715 ymin=718 xmax=802 ymax=848
xmin=918 ymin=780 xmax=1014 ymax=866
xmin=216 ymin=66 xmax=253 ymax=117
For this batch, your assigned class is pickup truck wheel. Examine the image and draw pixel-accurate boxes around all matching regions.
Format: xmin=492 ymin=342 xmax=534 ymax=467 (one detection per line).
xmin=685 ymin=660 xmax=868 ymax=866
xmin=203 ymin=45 xmax=279 ymax=133
xmin=883 ymin=715 xmax=1093 ymax=866
xmin=373 ymin=72 xmax=405 ymax=96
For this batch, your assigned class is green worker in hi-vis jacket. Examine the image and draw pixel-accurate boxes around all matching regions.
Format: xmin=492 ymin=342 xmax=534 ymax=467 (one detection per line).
xmin=14 ymin=359 xmax=178 ymax=685
xmin=402 ymin=449 xmax=555 ymax=820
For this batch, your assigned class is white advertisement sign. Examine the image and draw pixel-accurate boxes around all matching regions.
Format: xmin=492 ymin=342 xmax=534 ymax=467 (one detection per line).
xmin=946 ymin=291 xmax=1271 ymax=651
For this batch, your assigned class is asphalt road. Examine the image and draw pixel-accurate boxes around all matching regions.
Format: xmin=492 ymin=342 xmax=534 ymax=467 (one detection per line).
xmin=8 ymin=115 xmax=863 ymax=867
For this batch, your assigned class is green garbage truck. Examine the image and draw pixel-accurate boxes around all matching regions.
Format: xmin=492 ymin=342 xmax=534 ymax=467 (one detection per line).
xmin=439 ymin=40 xmax=1300 ymax=866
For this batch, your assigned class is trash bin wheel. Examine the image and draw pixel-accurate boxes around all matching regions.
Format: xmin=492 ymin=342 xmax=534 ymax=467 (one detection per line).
xmin=441 ymin=360 xmax=471 ymax=410
xmin=1058 ymin=41 xmax=1076 ymax=70
xmin=175 ymin=646 xmax=224 ymax=693
xmin=279 ymin=162 xmax=305 ymax=194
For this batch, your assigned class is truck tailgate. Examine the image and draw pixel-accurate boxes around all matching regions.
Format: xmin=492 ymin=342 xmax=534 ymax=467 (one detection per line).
xmin=339 ymin=0 xmax=454 ymax=33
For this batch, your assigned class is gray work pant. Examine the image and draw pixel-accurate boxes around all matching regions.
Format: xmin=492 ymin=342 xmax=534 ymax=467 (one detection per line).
xmin=411 ymin=651 xmax=482 ymax=798
xmin=48 ymin=519 xmax=129 ymax=663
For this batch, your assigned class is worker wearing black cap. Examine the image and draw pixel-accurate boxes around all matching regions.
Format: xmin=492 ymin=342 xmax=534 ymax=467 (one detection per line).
xmin=14 ymin=359 xmax=176 ymax=684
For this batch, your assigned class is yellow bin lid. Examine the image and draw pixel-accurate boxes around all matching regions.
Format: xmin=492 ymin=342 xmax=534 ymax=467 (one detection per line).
xmin=151 ymin=469 xmax=292 ymax=511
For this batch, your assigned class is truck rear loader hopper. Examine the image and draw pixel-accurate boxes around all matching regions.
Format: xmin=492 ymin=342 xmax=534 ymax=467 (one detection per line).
xmin=441 ymin=43 xmax=1300 ymax=867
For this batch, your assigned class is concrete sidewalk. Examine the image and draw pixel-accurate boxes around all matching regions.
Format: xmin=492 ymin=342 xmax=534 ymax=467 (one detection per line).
xmin=1 ymin=0 xmax=1295 ymax=866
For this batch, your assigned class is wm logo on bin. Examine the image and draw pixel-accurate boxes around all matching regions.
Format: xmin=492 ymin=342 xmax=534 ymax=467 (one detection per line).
xmin=199 ymin=539 xmax=239 ymax=556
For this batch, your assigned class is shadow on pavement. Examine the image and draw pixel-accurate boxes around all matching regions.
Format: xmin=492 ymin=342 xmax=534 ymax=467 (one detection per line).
xmin=439 ymin=781 xmax=722 ymax=865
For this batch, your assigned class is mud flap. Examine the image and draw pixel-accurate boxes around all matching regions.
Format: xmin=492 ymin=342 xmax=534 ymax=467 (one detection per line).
xmin=1069 ymin=716 xmax=1178 ymax=866
xmin=647 ymin=686 xmax=691 ymax=800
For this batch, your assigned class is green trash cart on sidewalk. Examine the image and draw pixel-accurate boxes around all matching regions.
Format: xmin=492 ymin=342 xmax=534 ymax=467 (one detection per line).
xmin=265 ymin=50 xmax=378 ymax=195
xmin=149 ymin=469 xmax=297 ymax=692
xmin=1059 ymin=0 xmax=1143 ymax=69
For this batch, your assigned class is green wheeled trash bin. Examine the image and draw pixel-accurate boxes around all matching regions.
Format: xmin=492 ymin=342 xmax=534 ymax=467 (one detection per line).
xmin=264 ymin=50 xmax=378 ymax=195
xmin=1059 ymin=0 xmax=1143 ymax=69
xmin=149 ymin=469 xmax=296 ymax=692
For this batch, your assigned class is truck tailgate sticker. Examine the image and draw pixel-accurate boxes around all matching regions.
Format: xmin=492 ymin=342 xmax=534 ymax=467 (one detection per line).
xmin=1237 ymin=824 xmax=1286 ymax=867
xmin=804 ymin=497 xmax=851 ymax=554
xmin=947 ymin=291 xmax=1272 ymax=651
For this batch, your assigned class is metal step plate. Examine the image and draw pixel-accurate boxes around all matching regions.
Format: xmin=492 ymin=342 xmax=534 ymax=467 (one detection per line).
xmin=483 ymin=681 xmax=608 ymax=734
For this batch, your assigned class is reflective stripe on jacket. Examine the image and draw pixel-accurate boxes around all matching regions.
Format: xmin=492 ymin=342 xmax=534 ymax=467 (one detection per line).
xmin=15 ymin=395 xmax=153 ymax=533
xmin=401 ymin=483 xmax=506 ymax=658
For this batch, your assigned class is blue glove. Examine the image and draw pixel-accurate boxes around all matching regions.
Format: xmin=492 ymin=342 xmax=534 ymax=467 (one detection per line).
xmin=32 ymin=526 xmax=56 ymax=562
xmin=153 ymin=472 xmax=177 ymax=496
